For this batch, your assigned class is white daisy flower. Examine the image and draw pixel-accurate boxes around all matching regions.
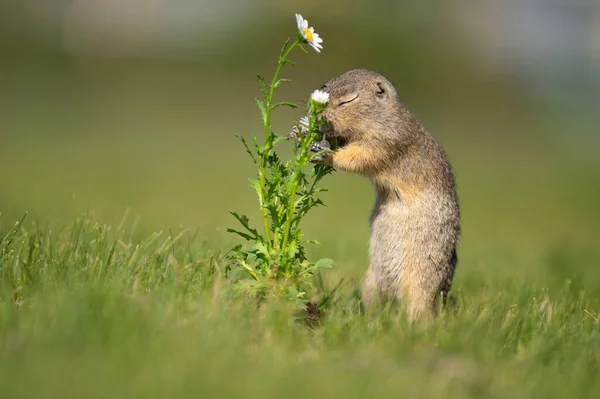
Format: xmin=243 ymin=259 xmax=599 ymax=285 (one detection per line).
xmin=295 ymin=14 xmax=323 ymax=53
xmin=310 ymin=89 xmax=329 ymax=105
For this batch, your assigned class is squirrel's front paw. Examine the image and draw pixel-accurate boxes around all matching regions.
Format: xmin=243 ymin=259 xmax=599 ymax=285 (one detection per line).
xmin=310 ymin=154 xmax=333 ymax=164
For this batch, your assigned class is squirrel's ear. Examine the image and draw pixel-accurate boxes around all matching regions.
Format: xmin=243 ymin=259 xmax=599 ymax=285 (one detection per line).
xmin=375 ymin=82 xmax=388 ymax=99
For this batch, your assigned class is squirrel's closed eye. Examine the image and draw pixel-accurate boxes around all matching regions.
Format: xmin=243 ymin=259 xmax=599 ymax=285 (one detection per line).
xmin=338 ymin=94 xmax=359 ymax=107
xmin=375 ymin=82 xmax=386 ymax=97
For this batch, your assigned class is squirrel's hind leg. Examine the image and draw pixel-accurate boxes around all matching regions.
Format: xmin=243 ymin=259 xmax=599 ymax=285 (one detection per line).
xmin=361 ymin=266 xmax=379 ymax=311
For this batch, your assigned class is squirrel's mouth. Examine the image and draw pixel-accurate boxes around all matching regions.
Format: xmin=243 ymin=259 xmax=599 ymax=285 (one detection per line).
xmin=326 ymin=135 xmax=349 ymax=150
xmin=320 ymin=122 xmax=350 ymax=150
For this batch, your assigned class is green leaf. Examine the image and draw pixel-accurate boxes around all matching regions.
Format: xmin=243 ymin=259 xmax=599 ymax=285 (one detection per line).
xmin=255 ymin=144 xmax=266 ymax=156
xmin=226 ymin=228 xmax=254 ymax=242
xmin=248 ymin=177 xmax=262 ymax=201
xmin=237 ymin=258 xmax=259 ymax=281
xmin=272 ymin=134 xmax=289 ymax=145
xmin=278 ymin=37 xmax=291 ymax=62
xmin=236 ymin=134 xmax=257 ymax=164
xmin=227 ymin=243 xmax=243 ymax=256
xmin=271 ymin=102 xmax=298 ymax=110
xmin=246 ymin=251 xmax=257 ymax=265
xmin=287 ymin=241 xmax=300 ymax=259
xmin=251 ymin=136 xmax=266 ymax=156
xmin=297 ymin=258 xmax=335 ymax=278
xmin=229 ymin=211 xmax=260 ymax=239
xmin=273 ymin=78 xmax=292 ymax=88
xmin=267 ymin=204 xmax=281 ymax=232
xmin=256 ymin=74 xmax=267 ymax=97
xmin=252 ymin=242 xmax=272 ymax=261
xmin=255 ymin=99 xmax=267 ymax=125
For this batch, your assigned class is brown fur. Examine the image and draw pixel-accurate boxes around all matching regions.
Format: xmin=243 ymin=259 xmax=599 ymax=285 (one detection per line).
xmin=316 ymin=69 xmax=460 ymax=319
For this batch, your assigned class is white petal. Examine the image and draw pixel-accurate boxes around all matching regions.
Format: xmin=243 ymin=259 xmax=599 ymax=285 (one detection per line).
xmin=303 ymin=20 xmax=308 ymax=29
xmin=299 ymin=117 xmax=309 ymax=130
xmin=295 ymin=14 xmax=303 ymax=29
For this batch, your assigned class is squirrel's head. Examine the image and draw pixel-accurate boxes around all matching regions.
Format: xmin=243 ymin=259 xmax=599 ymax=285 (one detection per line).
xmin=318 ymin=69 xmax=400 ymax=148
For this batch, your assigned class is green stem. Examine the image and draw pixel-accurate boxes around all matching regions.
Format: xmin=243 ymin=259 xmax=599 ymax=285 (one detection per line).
xmin=280 ymin=170 xmax=301 ymax=263
xmin=279 ymin=115 xmax=314 ymax=265
xmin=259 ymin=38 xmax=301 ymax=251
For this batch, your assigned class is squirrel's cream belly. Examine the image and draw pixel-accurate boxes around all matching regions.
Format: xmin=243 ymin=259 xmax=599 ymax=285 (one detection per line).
xmin=369 ymin=197 xmax=409 ymax=296
xmin=369 ymin=188 xmax=458 ymax=302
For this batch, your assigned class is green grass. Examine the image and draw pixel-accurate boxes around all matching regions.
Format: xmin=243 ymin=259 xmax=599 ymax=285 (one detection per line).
xmin=1 ymin=55 xmax=600 ymax=398
xmin=1 ymin=210 xmax=599 ymax=399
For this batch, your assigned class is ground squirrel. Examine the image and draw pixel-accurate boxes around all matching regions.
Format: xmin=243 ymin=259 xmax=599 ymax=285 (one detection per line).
xmin=312 ymin=69 xmax=460 ymax=318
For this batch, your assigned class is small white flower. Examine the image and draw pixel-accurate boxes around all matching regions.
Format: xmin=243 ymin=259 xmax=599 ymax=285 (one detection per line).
xmin=298 ymin=116 xmax=310 ymax=131
xmin=289 ymin=116 xmax=310 ymax=139
xmin=310 ymin=90 xmax=329 ymax=105
xmin=295 ymin=14 xmax=323 ymax=53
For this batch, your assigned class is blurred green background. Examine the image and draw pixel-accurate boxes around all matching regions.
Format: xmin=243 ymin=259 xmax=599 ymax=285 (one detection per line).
xmin=2 ymin=3 xmax=600 ymax=398
xmin=1 ymin=0 xmax=600 ymax=287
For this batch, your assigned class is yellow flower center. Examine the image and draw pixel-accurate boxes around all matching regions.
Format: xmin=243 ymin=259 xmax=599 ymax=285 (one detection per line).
xmin=303 ymin=27 xmax=313 ymax=41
